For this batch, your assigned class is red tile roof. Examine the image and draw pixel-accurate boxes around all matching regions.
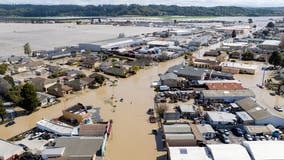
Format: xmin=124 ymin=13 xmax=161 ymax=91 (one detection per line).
xmin=205 ymin=82 xmax=244 ymax=90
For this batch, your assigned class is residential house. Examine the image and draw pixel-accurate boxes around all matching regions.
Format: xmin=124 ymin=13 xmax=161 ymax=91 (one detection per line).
xmin=62 ymin=103 xmax=91 ymax=124
xmin=66 ymin=78 xmax=94 ymax=91
xmin=37 ymin=92 xmax=56 ymax=107
xmin=30 ymin=77 xmax=57 ymax=92
xmin=80 ymin=58 xmax=99 ymax=69
xmin=65 ymin=69 xmax=83 ymax=78
xmin=47 ymin=83 xmax=72 ymax=97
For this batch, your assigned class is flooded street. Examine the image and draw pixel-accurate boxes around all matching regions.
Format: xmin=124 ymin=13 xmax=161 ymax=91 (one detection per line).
xmin=0 ymin=40 xmax=224 ymax=159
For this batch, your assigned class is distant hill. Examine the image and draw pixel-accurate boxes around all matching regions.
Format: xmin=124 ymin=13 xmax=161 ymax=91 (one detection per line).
xmin=0 ymin=4 xmax=283 ymax=17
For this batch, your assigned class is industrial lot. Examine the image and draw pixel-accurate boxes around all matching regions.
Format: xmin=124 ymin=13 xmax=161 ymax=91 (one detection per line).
xmin=1 ymin=16 xmax=284 ymax=160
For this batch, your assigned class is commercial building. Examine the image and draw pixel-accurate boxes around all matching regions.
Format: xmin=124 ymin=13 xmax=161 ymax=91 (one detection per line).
xmin=54 ymin=136 xmax=104 ymax=159
xmin=207 ymin=144 xmax=251 ymax=160
xmin=148 ymin=40 xmax=175 ymax=48
xmin=205 ymin=82 xmax=244 ymax=90
xmin=36 ymin=119 xmax=75 ymax=136
xmin=192 ymin=124 xmax=216 ymax=140
xmin=243 ymin=124 xmax=278 ymax=136
xmin=220 ymin=62 xmax=258 ymax=74
xmin=236 ymin=98 xmax=284 ymax=127
xmin=258 ymin=40 xmax=281 ymax=51
xmin=0 ymin=139 xmax=24 ymax=160
xmin=200 ymin=89 xmax=255 ymax=103
xmin=168 ymin=147 xmax=211 ymax=160
xmin=235 ymin=111 xmax=254 ymax=125
xmin=162 ymin=123 xmax=196 ymax=147
xmin=79 ymin=37 xmax=145 ymax=51
xmin=206 ymin=111 xmax=237 ymax=126
xmin=243 ymin=141 xmax=284 ymax=160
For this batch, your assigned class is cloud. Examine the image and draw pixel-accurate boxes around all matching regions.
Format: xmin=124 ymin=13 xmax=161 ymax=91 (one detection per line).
xmin=2 ymin=0 xmax=284 ymax=7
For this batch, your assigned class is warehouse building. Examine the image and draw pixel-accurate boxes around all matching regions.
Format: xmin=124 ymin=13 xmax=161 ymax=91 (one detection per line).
xmin=207 ymin=144 xmax=251 ymax=160
xmin=0 ymin=139 xmax=24 ymax=160
xmin=236 ymin=98 xmax=284 ymax=127
xmin=168 ymin=147 xmax=211 ymax=160
xmin=200 ymin=89 xmax=255 ymax=103
xmin=79 ymin=37 xmax=145 ymax=51
xmin=243 ymin=141 xmax=284 ymax=160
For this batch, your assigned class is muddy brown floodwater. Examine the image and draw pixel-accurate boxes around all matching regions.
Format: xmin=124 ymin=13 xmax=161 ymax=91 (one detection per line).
xmin=0 ymin=43 xmax=224 ymax=159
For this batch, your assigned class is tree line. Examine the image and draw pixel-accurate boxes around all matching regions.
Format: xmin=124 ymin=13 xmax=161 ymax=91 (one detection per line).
xmin=0 ymin=4 xmax=283 ymax=17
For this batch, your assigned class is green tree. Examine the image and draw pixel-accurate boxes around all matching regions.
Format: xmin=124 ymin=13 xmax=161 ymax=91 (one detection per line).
xmin=269 ymin=51 xmax=283 ymax=67
xmin=3 ymin=75 xmax=14 ymax=87
xmin=4 ymin=86 xmax=22 ymax=104
xmin=242 ymin=51 xmax=254 ymax=60
xmin=0 ymin=100 xmax=6 ymax=122
xmin=24 ymin=43 xmax=32 ymax=56
xmin=248 ymin=18 xmax=253 ymax=24
xmin=232 ymin=30 xmax=237 ymax=38
xmin=132 ymin=65 xmax=140 ymax=73
xmin=20 ymin=83 xmax=39 ymax=112
xmin=267 ymin=22 xmax=275 ymax=28
xmin=0 ymin=64 xmax=7 ymax=75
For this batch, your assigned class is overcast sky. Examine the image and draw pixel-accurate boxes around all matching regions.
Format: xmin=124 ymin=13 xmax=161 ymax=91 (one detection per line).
xmin=1 ymin=0 xmax=284 ymax=7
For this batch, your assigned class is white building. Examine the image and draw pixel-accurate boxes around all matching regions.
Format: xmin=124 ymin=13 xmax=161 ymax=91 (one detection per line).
xmin=36 ymin=119 xmax=76 ymax=136
xmin=236 ymin=98 xmax=284 ymax=127
xmin=243 ymin=141 xmax=284 ymax=160
xmin=0 ymin=139 xmax=24 ymax=160
xmin=220 ymin=62 xmax=258 ymax=74
xmin=207 ymin=144 xmax=251 ymax=160
xmin=258 ymin=40 xmax=281 ymax=51
xmin=168 ymin=147 xmax=211 ymax=160
xmin=206 ymin=111 xmax=237 ymax=125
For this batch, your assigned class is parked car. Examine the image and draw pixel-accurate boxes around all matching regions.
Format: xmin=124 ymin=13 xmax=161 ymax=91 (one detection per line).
xmin=245 ymin=134 xmax=253 ymax=141
xmin=274 ymin=106 xmax=283 ymax=112
xmin=231 ymin=128 xmax=244 ymax=137
xmin=218 ymin=133 xmax=230 ymax=144
xmin=217 ymin=129 xmax=229 ymax=136
xmin=5 ymin=120 xmax=15 ymax=127
xmin=253 ymin=135 xmax=260 ymax=141
xmin=147 ymin=108 xmax=154 ymax=115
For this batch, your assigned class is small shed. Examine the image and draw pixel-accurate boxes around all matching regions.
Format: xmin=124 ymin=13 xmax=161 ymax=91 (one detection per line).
xmin=178 ymin=104 xmax=197 ymax=119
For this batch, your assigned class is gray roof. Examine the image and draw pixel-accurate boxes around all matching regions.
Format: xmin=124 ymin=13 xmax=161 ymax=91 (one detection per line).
xmin=195 ymin=124 xmax=215 ymax=134
xmin=37 ymin=92 xmax=56 ymax=102
xmin=165 ymin=133 xmax=195 ymax=141
xmin=55 ymin=136 xmax=103 ymax=158
xmin=163 ymin=124 xmax=192 ymax=134
xmin=167 ymin=64 xmax=210 ymax=78
xmin=179 ymin=104 xmax=196 ymax=113
xmin=201 ymin=89 xmax=255 ymax=99
xmin=160 ymin=72 xmax=179 ymax=81
xmin=206 ymin=111 xmax=237 ymax=123
xmin=236 ymin=111 xmax=254 ymax=121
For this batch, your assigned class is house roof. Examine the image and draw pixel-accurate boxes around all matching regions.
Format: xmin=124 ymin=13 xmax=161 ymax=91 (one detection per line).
xmin=48 ymin=83 xmax=72 ymax=92
xmin=37 ymin=92 xmax=56 ymax=102
xmin=55 ymin=136 xmax=103 ymax=158
xmin=205 ymin=82 xmax=244 ymax=90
